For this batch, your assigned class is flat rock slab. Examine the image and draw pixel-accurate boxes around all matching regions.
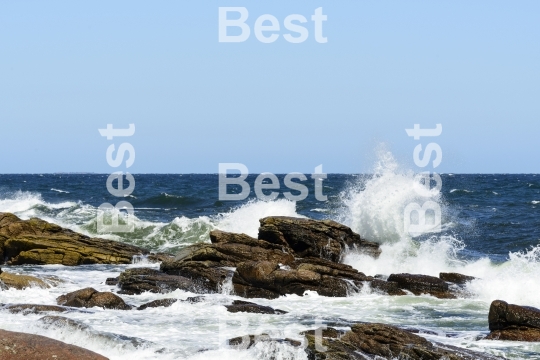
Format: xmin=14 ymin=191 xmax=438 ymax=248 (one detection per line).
xmin=1 ymin=304 xmax=71 ymax=314
xmin=0 ymin=213 xmax=147 ymax=266
xmin=387 ymin=273 xmax=457 ymax=299
xmin=0 ymin=271 xmax=50 ymax=289
xmin=0 ymin=329 xmax=108 ymax=360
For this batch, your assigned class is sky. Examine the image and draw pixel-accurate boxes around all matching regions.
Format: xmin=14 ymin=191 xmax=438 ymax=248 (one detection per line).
xmin=1 ymin=1 xmax=539 ymax=174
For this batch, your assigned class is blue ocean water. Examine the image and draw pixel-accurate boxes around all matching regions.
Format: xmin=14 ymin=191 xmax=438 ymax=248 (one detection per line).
xmin=0 ymin=173 xmax=539 ymax=260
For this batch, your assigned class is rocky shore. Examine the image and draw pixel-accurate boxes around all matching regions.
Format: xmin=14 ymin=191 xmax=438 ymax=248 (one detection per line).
xmin=0 ymin=211 xmax=538 ymax=359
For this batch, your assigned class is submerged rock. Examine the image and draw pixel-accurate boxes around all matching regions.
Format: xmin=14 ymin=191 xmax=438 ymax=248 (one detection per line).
xmin=304 ymin=323 xmax=503 ymax=360
xmin=0 ymin=329 xmax=108 ymax=360
xmin=225 ymin=300 xmax=287 ymax=314
xmin=2 ymin=304 xmax=70 ymax=314
xmin=486 ymin=300 xmax=540 ymax=341
xmin=0 ymin=213 xmax=147 ymax=265
xmin=0 ymin=271 xmax=50 ymax=290
xmin=258 ymin=217 xmax=381 ymax=262
xmin=387 ymin=273 xmax=457 ymax=299
xmin=228 ymin=334 xmax=301 ymax=350
xmin=57 ymin=287 xmax=131 ymax=310
xmin=137 ymin=298 xmax=178 ymax=310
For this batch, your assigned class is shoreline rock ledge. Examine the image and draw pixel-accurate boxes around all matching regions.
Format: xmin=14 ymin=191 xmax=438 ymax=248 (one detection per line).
xmin=0 ymin=212 xmax=148 ymax=265
xmin=119 ymin=216 xmax=410 ymax=298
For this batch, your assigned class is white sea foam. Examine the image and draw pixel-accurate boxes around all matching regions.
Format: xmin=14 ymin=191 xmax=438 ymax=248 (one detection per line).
xmin=51 ymin=188 xmax=70 ymax=193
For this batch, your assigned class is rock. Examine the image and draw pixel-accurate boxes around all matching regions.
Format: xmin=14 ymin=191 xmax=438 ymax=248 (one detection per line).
xmin=137 ymin=298 xmax=178 ymax=310
xmin=105 ymin=277 xmax=118 ymax=286
xmin=258 ymin=217 xmax=381 ymax=262
xmin=0 ymin=271 xmax=50 ymax=289
xmin=147 ymin=253 xmax=175 ymax=263
xmin=183 ymin=296 xmax=206 ymax=303
xmin=2 ymin=304 xmax=70 ymax=314
xmin=228 ymin=334 xmax=301 ymax=350
xmin=225 ymin=300 xmax=287 ymax=314
xmin=0 ymin=329 xmax=108 ymax=360
xmin=117 ymin=267 xmax=200 ymax=295
xmin=0 ymin=213 xmax=148 ymax=266
xmin=304 ymin=323 xmax=503 ymax=360
xmin=57 ymin=287 xmax=131 ymax=310
xmin=232 ymin=258 xmax=403 ymax=299
xmin=387 ymin=273 xmax=457 ymax=299
xmin=485 ymin=300 xmax=540 ymax=341
xmin=439 ymin=272 xmax=476 ymax=285
xmin=160 ymin=230 xmax=295 ymax=293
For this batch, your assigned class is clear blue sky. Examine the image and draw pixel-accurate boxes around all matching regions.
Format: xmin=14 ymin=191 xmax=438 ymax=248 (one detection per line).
xmin=1 ymin=1 xmax=539 ymax=173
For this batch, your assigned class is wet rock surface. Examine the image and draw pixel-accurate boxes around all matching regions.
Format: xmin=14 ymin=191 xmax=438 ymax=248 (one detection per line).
xmin=117 ymin=267 xmax=201 ymax=295
xmin=1 ymin=304 xmax=71 ymax=314
xmin=0 ymin=213 xmax=147 ymax=265
xmin=304 ymin=323 xmax=504 ymax=359
xmin=387 ymin=273 xmax=457 ymax=299
xmin=0 ymin=271 xmax=50 ymax=289
xmin=224 ymin=300 xmax=287 ymax=314
xmin=0 ymin=328 xmax=108 ymax=360
xmin=439 ymin=272 xmax=476 ymax=285
xmin=57 ymin=287 xmax=131 ymax=310
xmin=137 ymin=298 xmax=178 ymax=310
xmin=258 ymin=216 xmax=381 ymax=262
xmin=486 ymin=300 xmax=540 ymax=341
xmin=228 ymin=334 xmax=301 ymax=350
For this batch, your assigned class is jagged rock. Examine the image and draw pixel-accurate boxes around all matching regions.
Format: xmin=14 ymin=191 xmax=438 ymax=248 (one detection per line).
xmin=225 ymin=300 xmax=287 ymax=314
xmin=160 ymin=230 xmax=294 ymax=293
xmin=233 ymin=260 xmax=351 ymax=299
xmin=258 ymin=217 xmax=381 ymax=262
xmin=0 ymin=213 xmax=147 ymax=265
xmin=485 ymin=300 xmax=540 ymax=341
xmin=137 ymin=298 xmax=178 ymax=310
xmin=117 ymin=267 xmax=201 ymax=295
xmin=57 ymin=287 xmax=131 ymax=310
xmin=0 ymin=271 xmax=50 ymax=289
xmin=0 ymin=329 xmax=108 ymax=360
xmin=183 ymin=296 xmax=206 ymax=303
xmin=2 ymin=304 xmax=70 ymax=314
xmin=304 ymin=323 xmax=503 ymax=360
xmin=439 ymin=272 xmax=476 ymax=285
xmin=232 ymin=258 xmax=404 ymax=299
xmin=387 ymin=273 xmax=457 ymax=299
xmin=228 ymin=334 xmax=301 ymax=350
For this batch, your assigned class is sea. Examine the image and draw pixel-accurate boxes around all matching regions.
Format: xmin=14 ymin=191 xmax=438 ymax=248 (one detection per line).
xmin=1 ymin=152 xmax=540 ymax=359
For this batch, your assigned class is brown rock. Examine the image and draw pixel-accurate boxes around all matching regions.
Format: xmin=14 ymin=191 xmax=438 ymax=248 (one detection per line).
xmin=57 ymin=287 xmax=131 ymax=310
xmin=0 ymin=329 xmax=108 ymax=360
xmin=117 ymin=267 xmax=200 ymax=295
xmin=225 ymin=300 xmax=287 ymax=314
xmin=137 ymin=298 xmax=178 ymax=310
xmin=439 ymin=272 xmax=476 ymax=285
xmin=304 ymin=323 xmax=503 ymax=360
xmin=228 ymin=334 xmax=301 ymax=350
xmin=0 ymin=213 xmax=147 ymax=266
xmin=0 ymin=272 xmax=50 ymax=290
xmin=485 ymin=300 xmax=540 ymax=341
xmin=258 ymin=217 xmax=381 ymax=262
xmin=387 ymin=273 xmax=457 ymax=299
xmin=2 ymin=304 xmax=70 ymax=314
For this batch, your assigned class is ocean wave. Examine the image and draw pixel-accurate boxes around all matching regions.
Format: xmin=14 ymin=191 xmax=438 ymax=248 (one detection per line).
xmin=450 ymin=189 xmax=473 ymax=194
xmin=50 ymin=188 xmax=70 ymax=194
